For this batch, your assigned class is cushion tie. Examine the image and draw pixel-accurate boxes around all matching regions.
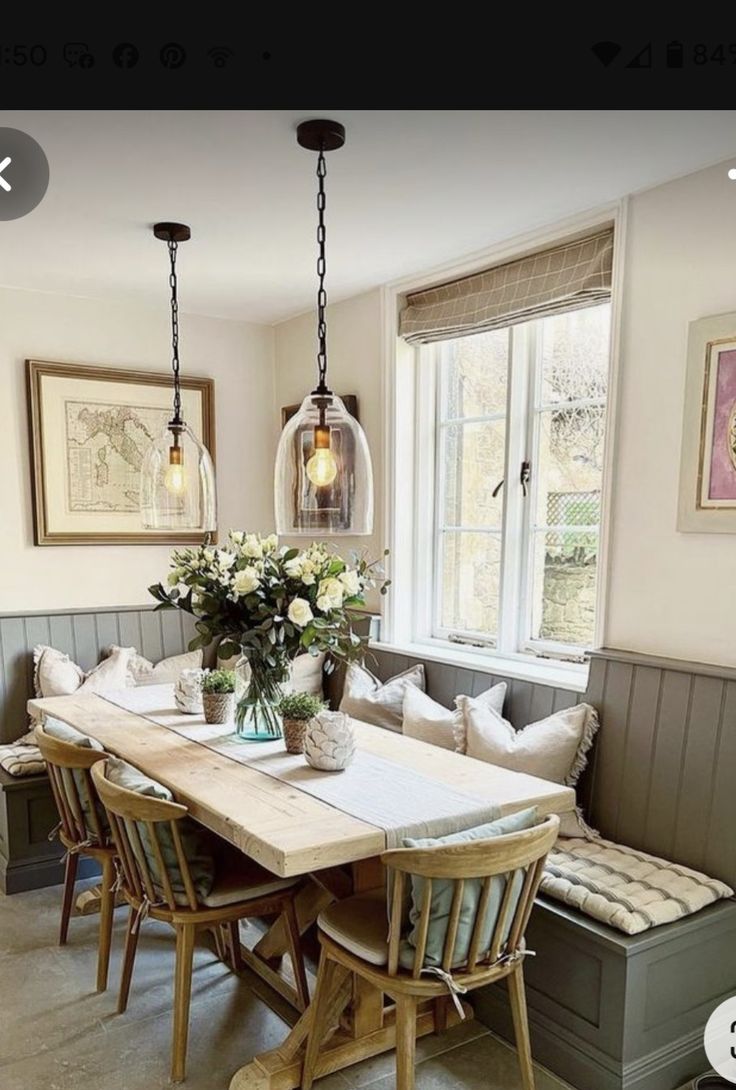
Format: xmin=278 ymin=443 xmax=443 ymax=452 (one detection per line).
xmin=59 ymin=836 xmax=97 ymax=864
xmin=419 ymin=966 xmax=468 ymax=1019
xmin=131 ymin=893 xmax=166 ymax=935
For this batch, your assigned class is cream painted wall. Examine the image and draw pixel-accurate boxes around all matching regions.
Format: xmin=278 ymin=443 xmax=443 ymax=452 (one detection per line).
xmin=273 ymin=290 xmax=385 ymax=601
xmin=0 ymin=287 xmax=275 ymax=611
xmin=605 ymin=161 xmax=736 ymax=666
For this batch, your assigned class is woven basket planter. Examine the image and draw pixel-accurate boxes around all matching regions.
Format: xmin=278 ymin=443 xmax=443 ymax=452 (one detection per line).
xmin=202 ymin=692 xmax=235 ymax=725
xmin=283 ymin=718 xmax=308 ymax=755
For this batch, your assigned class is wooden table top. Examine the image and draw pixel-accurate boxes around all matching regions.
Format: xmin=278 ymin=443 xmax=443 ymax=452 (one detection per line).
xmin=29 ymin=693 xmax=575 ymax=878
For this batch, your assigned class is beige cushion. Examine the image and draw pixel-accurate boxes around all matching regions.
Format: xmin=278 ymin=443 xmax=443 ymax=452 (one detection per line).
xmin=107 ymin=645 xmax=203 ymax=686
xmin=541 ymin=836 xmax=734 ymax=934
xmin=460 ymin=699 xmax=599 ymax=839
xmin=340 ymin=663 xmax=425 ymax=732
xmin=33 ymin=645 xmax=134 ymax=699
xmin=403 ymin=683 xmax=506 ymax=752
xmin=318 ymin=888 xmax=389 ymax=965
xmin=201 ymin=843 xmax=297 ymax=908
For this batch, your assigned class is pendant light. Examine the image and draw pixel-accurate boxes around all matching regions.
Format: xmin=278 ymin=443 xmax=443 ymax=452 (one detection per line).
xmin=274 ymin=119 xmax=374 ymax=536
xmin=140 ymin=223 xmax=217 ymax=537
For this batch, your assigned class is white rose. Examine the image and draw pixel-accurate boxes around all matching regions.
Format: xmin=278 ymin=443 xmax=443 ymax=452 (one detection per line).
xmin=288 ymin=597 xmax=314 ymax=627
xmin=316 ymin=576 xmax=344 ymax=612
xmin=338 ymin=569 xmax=361 ymax=597
xmin=301 ymin=571 xmax=316 ymax=586
xmin=217 ymin=550 xmax=236 ymax=570
xmin=229 ymin=530 xmax=245 ymax=546
xmin=262 ymin=534 xmax=278 ymax=554
xmin=284 ymin=556 xmax=303 ymax=577
xmin=243 ymin=533 xmax=263 ymax=559
xmin=233 ymin=566 xmax=260 ymax=596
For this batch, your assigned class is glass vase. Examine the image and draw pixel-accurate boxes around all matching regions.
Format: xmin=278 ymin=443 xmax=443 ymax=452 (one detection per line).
xmin=234 ymin=654 xmax=284 ymax=741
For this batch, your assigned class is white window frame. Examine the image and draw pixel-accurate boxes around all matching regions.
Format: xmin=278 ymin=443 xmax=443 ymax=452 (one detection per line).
xmin=380 ymin=202 xmax=627 ymax=688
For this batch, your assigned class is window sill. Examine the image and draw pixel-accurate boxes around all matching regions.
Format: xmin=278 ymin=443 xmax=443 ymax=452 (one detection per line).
xmin=369 ymin=638 xmax=589 ymax=693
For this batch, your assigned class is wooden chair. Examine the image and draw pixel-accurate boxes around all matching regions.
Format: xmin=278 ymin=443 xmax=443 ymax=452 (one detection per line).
xmin=302 ymin=813 xmax=560 ymax=1090
xmin=90 ymin=760 xmax=310 ymax=1083
xmin=35 ymin=725 xmax=116 ymax=993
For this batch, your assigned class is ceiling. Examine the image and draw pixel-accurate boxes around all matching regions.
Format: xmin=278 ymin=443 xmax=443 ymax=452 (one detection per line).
xmin=1 ymin=110 xmax=736 ymax=325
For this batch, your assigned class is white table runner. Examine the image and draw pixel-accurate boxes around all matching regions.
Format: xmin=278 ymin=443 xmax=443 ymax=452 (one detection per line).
xmin=101 ymin=685 xmax=501 ymax=846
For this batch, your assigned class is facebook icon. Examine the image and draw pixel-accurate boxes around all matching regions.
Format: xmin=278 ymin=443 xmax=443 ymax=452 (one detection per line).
xmin=112 ymin=43 xmax=139 ymax=68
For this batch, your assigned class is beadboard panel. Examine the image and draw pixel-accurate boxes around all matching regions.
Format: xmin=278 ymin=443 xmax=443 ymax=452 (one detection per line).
xmin=0 ymin=606 xmax=201 ymax=743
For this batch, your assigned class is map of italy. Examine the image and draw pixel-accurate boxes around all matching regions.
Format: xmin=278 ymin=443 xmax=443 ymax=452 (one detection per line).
xmin=65 ymin=400 xmax=170 ymax=512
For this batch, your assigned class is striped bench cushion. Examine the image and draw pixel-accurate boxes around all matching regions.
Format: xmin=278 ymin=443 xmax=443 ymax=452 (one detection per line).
xmin=540 ymin=836 xmax=734 ymax=934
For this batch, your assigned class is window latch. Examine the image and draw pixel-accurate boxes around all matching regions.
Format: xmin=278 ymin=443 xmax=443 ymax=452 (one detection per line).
xmin=520 ymin=460 xmax=531 ymax=497
xmin=491 ymin=478 xmax=504 ymax=498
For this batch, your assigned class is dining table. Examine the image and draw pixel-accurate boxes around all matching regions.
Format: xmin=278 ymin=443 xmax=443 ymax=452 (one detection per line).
xmin=28 ymin=686 xmax=576 ymax=1090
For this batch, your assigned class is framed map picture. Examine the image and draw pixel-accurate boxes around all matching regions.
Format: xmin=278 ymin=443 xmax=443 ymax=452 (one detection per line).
xmin=678 ymin=312 xmax=736 ymax=533
xmin=27 ymin=359 xmax=215 ymax=545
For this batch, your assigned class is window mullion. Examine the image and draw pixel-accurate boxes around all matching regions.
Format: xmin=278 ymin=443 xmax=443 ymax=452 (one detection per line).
xmin=497 ymin=325 xmax=527 ymax=655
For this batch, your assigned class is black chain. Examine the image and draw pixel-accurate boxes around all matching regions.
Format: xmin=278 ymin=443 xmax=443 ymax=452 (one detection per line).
xmin=168 ymin=239 xmax=182 ymax=426
xmin=315 ymin=148 xmax=330 ymax=395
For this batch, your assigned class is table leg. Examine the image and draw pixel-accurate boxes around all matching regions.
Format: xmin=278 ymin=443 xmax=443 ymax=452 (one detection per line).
xmin=253 ymin=879 xmax=333 ymax=963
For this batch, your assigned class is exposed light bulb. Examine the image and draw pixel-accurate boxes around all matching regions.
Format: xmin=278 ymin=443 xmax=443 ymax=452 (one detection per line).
xmin=164 ymin=444 xmax=186 ymax=495
xmin=306 ymin=447 xmax=338 ymax=487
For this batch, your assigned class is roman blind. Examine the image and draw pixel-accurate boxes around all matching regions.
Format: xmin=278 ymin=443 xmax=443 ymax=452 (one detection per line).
xmin=399 ymin=228 xmax=613 ymax=344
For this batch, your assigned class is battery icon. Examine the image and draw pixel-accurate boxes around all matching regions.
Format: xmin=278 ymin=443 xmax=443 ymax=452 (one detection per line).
xmin=667 ymin=40 xmax=684 ymax=67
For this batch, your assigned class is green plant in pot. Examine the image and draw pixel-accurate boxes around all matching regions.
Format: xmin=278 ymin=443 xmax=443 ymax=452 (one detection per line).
xmin=278 ymin=692 xmax=324 ymax=755
xmin=201 ymin=669 xmax=236 ymax=725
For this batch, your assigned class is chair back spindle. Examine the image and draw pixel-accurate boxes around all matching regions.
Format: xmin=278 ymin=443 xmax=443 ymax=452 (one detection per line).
xmin=35 ymin=726 xmax=111 ymax=850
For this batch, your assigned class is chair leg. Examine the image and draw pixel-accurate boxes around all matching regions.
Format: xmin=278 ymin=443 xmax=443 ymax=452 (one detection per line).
xmin=434 ymin=995 xmax=449 ymax=1036
xmin=96 ymin=856 xmax=115 ymax=992
xmin=395 ymin=994 xmax=417 ymax=1090
xmin=171 ymin=923 xmax=196 ymax=1084
xmin=283 ymin=898 xmax=310 ymax=1012
xmin=59 ymin=851 xmax=79 ymax=945
xmin=301 ymin=947 xmax=339 ymax=1090
xmin=118 ymin=906 xmax=141 ymax=1014
xmin=227 ymin=920 xmax=244 ymax=973
xmin=508 ymin=963 xmax=535 ymax=1090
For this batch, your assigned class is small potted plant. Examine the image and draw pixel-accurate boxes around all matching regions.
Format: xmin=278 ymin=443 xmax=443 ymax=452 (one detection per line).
xmin=201 ymin=669 xmax=237 ymax=725
xmin=278 ymin=692 xmax=324 ymax=754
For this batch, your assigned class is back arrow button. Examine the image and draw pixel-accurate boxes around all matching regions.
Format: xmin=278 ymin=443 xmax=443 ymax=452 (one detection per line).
xmin=0 ymin=157 xmax=12 ymax=192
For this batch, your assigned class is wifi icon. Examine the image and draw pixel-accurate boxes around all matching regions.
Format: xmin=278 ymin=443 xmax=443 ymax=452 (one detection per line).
xmin=592 ymin=41 xmax=622 ymax=67
xmin=208 ymin=46 xmax=234 ymax=68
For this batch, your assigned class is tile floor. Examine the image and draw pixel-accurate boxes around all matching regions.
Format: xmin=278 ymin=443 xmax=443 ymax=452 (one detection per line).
xmin=0 ymin=881 xmax=699 ymax=1089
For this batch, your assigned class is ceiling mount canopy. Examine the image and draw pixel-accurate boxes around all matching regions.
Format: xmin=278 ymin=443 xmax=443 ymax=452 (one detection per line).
xmin=274 ymin=119 xmax=374 ymax=537
xmin=139 ymin=222 xmax=217 ymax=537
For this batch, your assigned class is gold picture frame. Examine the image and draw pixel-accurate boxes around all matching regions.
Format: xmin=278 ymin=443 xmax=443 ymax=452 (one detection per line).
xmin=27 ymin=359 xmax=216 ymax=546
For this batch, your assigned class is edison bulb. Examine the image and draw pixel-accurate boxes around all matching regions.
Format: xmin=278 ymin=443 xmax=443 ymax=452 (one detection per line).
xmin=306 ymin=447 xmax=338 ymax=487
xmin=164 ymin=461 xmax=186 ymax=495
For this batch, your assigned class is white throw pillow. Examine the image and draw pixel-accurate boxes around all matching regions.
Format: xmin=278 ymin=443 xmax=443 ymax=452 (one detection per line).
xmin=402 ymin=683 xmax=507 ymax=752
xmin=459 ymin=698 xmax=600 ymax=839
xmin=340 ymin=662 xmax=425 ymax=731
xmin=107 ymin=645 xmax=204 ymax=686
xmin=34 ymin=645 xmax=135 ymax=698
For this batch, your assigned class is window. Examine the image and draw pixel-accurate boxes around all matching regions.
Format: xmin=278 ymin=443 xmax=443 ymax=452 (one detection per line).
xmin=424 ymin=302 xmax=611 ymax=661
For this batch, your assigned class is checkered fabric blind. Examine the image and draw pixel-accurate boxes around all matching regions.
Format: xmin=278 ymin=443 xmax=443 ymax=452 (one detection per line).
xmin=400 ymin=228 xmax=614 ymax=344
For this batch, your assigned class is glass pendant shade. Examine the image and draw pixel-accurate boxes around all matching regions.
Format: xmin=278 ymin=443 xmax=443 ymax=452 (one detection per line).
xmin=140 ymin=421 xmax=217 ymax=533
xmin=274 ymin=393 xmax=373 ymax=536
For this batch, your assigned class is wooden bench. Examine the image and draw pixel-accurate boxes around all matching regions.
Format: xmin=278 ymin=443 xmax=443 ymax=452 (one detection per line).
xmin=337 ymin=645 xmax=736 ymax=1090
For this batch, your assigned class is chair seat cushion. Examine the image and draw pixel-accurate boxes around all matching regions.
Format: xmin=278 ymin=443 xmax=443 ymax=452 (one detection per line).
xmin=200 ymin=843 xmax=297 ymax=908
xmin=318 ymin=888 xmax=389 ymax=965
xmin=540 ymin=836 xmax=735 ymax=934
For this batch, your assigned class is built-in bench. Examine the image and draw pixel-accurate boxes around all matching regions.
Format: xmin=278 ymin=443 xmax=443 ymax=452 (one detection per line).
xmin=344 ymin=644 xmax=736 ymax=1090
xmin=0 ymin=606 xmax=206 ymax=893
xmin=2 ymin=609 xmax=734 ymax=1088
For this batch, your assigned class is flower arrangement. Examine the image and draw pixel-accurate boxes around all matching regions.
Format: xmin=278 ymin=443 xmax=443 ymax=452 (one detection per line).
xmin=150 ymin=532 xmax=387 ymax=739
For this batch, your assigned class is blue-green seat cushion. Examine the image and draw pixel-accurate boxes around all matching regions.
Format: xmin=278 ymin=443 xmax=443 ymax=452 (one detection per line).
xmin=106 ymin=756 xmax=215 ymax=907
xmin=399 ymin=806 xmax=539 ymax=971
xmin=43 ymin=716 xmax=108 ymax=839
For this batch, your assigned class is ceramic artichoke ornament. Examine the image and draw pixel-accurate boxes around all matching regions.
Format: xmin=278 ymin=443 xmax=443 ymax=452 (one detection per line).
xmin=174 ymin=669 xmax=205 ymax=714
xmin=304 ymin=711 xmax=356 ymax=772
